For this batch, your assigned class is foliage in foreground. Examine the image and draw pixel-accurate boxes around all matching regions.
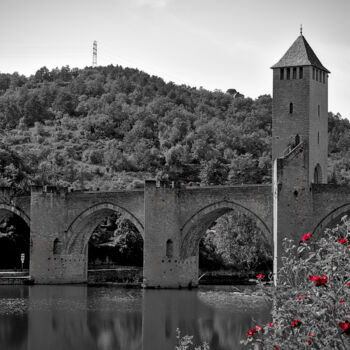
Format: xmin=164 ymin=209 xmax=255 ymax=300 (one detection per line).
xmin=243 ymin=217 xmax=350 ymax=349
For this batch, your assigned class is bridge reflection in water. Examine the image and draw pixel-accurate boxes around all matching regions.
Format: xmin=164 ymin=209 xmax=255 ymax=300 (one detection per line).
xmin=0 ymin=285 xmax=271 ymax=350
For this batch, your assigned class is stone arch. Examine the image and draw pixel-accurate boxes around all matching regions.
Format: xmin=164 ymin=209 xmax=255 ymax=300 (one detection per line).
xmin=180 ymin=201 xmax=272 ymax=259
xmin=0 ymin=203 xmax=30 ymax=227
xmin=314 ymin=163 xmax=322 ymax=184
xmin=66 ymin=202 xmax=144 ymax=255
xmin=313 ymin=203 xmax=350 ymax=236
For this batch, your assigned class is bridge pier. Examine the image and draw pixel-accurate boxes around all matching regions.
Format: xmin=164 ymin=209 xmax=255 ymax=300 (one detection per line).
xmin=143 ymin=180 xmax=198 ymax=288
xmin=30 ymin=187 xmax=86 ymax=284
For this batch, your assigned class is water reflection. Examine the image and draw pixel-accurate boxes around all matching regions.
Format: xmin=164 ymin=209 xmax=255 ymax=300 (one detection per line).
xmin=0 ymin=285 xmax=271 ymax=350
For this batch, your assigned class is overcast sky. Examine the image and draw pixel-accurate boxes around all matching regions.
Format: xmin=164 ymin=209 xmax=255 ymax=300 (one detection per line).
xmin=1 ymin=0 xmax=349 ymax=116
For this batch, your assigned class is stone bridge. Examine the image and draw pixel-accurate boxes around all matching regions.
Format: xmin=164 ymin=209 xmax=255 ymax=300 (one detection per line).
xmin=0 ymin=172 xmax=349 ymax=287
xmin=0 ymin=182 xmax=273 ymax=287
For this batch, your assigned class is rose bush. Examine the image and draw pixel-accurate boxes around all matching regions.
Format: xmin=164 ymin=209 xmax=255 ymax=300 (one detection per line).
xmin=242 ymin=216 xmax=350 ymax=349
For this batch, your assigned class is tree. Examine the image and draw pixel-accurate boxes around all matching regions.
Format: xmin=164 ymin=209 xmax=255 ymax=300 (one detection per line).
xmin=199 ymin=159 xmax=228 ymax=185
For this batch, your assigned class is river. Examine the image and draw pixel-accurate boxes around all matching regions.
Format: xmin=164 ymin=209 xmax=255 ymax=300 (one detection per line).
xmin=0 ymin=285 xmax=271 ymax=350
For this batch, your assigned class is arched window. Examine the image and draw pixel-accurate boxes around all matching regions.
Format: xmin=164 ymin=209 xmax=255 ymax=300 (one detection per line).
xmin=53 ymin=238 xmax=63 ymax=255
xmin=299 ymin=67 xmax=303 ymax=79
xmin=289 ymin=103 xmax=293 ymax=114
xmin=318 ymin=105 xmax=320 ymax=117
xmin=166 ymin=239 xmax=174 ymax=258
xmin=295 ymin=134 xmax=300 ymax=146
xmin=318 ymin=132 xmax=320 ymax=144
xmin=286 ymin=68 xmax=290 ymax=80
xmin=314 ymin=164 xmax=322 ymax=184
xmin=292 ymin=67 xmax=297 ymax=79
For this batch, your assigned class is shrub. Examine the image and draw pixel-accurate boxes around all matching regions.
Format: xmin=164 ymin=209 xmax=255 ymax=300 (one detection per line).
xmin=242 ymin=217 xmax=350 ymax=349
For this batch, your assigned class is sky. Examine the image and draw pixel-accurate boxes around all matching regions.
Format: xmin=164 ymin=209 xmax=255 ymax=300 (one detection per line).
xmin=1 ymin=0 xmax=350 ymax=116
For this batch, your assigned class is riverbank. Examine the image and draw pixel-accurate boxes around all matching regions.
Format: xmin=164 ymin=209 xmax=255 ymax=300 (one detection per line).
xmin=0 ymin=268 xmax=270 ymax=286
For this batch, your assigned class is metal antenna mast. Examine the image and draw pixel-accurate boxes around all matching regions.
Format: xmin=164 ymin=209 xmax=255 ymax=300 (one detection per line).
xmin=92 ymin=40 xmax=97 ymax=67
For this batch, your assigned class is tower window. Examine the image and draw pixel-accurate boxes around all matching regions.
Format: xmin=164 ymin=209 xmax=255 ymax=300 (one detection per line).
xmin=289 ymin=102 xmax=293 ymax=114
xmin=292 ymin=67 xmax=297 ymax=79
xmin=323 ymin=72 xmax=325 ymax=83
xmin=299 ymin=67 xmax=303 ymax=79
xmin=318 ymin=105 xmax=320 ymax=117
xmin=286 ymin=68 xmax=290 ymax=80
xmin=313 ymin=68 xmax=315 ymax=80
xmin=280 ymin=68 xmax=284 ymax=80
xmin=316 ymin=69 xmax=319 ymax=81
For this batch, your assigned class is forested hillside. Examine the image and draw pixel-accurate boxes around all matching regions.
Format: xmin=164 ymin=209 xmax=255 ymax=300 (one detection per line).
xmin=0 ymin=65 xmax=272 ymax=191
xmin=0 ymin=65 xmax=348 ymax=191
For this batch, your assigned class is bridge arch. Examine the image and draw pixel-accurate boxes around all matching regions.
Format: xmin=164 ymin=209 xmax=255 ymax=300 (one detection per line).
xmin=0 ymin=203 xmax=31 ymax=270
xmin=66 ymin=202 xmax=144 ymax=255
xmin=313 ymin=202 xmax=350 ymax=236
xmin=180 ymin=200 xmax=272 ymax=259
xmin=0 ymin=203 xmax=30 ymax=226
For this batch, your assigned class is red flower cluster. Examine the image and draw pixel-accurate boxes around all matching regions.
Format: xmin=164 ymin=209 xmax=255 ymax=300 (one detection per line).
xmin=246 ymin=325 xmax=264 ymax=337
xmin=309 ymin=275 xmax=328 ymax=286
xmin=340 ymin=300 xmax=346 ymax=303
xmin=302 ymin=232 xmax=312 ymax=242
xmin=291 ymin=319 xmax=302 ymax=328
xmin=256 ymin=273 xmax=265 ymax=279
xmin=273 ymin=346 xmax=279 ymax=350
xmin=338 ymin=238 xmax=347 ymax=244
xmin=339 ymin=321 xmax=350 ymax=335
xmin=269 ymin=322 xmax=274 ymax=327
xmin=246 ymin=328 xmax=257 ymax=337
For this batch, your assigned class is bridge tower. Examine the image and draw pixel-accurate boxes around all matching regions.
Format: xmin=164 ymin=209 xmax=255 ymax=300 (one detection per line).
xmin=271 ymin=32 xmax=330 ymax=283
xmin=271 ymin=31 xmax=330 ymax=184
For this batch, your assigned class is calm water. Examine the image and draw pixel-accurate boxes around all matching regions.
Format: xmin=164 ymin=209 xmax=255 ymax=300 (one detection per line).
xmin=0 ymin=285 xmax=271 ymax=350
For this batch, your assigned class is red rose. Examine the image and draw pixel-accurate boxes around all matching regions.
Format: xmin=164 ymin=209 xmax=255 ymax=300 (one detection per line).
xmin=269 ymin=322 xmax=274 ymax=327
xmin=246 ymin=328 xmax=257 ymax=337
xmin=256 ymin=274 xmax=265 ymax=279
xmin=340 ymin=300 xmax=346 ymax=303
xmin=273 ymin=346 xmax=280 ymax=350
xmin=309 ymin=275 xmax=327 ymax=286
xmin=339 ymin=321 xmax=350 ymax=335
xmin=307 ymin=339 xmax=311 ymax=344
xmin=338 ymin=238 xmax=347 ymax=244
xmin=302 ymin=232 xmax=312 ymax=242
xmin=291 ymin=319 xmax=302 ymax=328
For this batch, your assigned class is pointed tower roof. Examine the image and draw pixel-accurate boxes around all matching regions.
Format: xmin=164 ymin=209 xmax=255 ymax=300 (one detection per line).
xmin=272 ymin=35 xmax=330 ymax=73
